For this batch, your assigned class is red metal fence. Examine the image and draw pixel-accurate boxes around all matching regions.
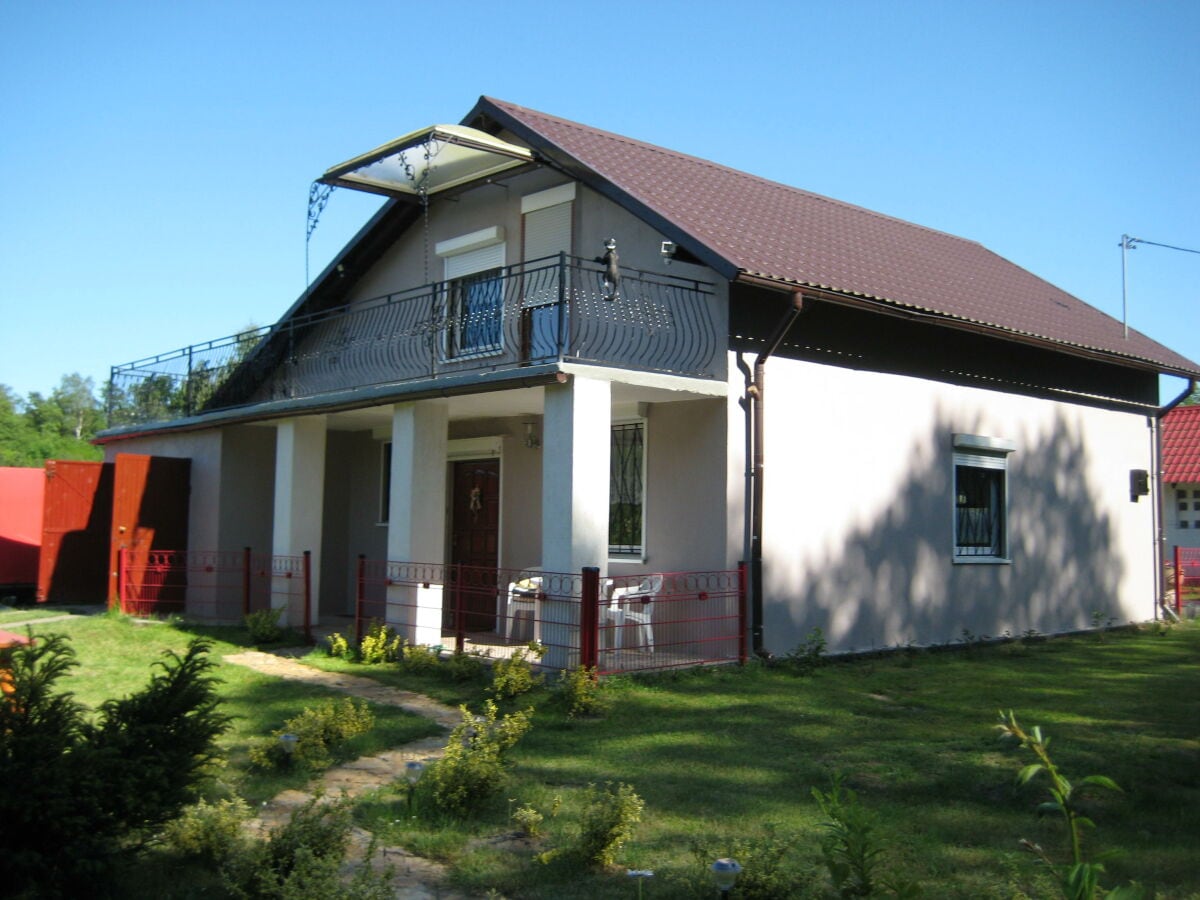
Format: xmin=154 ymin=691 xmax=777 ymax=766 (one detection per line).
xmin=117 ymin=548 xmax=312 ymax=641
xmin=1168 ymin=546 xmax=1200 ymax=615
xmin=356 ymin=560 xmax=746 ymax=676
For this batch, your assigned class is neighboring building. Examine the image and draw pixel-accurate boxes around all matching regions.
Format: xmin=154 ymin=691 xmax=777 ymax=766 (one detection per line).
xmin=96 ymin=97 xmax=1200 ymax=656
xmin=1162 ymin=404 xmax=1200 ymax=552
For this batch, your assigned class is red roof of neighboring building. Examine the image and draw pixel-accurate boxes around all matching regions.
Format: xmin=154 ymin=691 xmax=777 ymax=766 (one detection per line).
xmin=1163 ymin=405 xmax=1200 ymax=483
xmin=474 ymin=97 xmax=1199 ymax=378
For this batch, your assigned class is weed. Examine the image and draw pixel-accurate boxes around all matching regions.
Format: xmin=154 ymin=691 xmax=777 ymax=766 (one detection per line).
xmin=997 ymin=710 xmax=1146 ymax=899
xmin=512 ymin=803 xmax=545 ymax=838
xmin=785 ymin=627 xmax=828 ymax=674
xmin=444 ymin=649 xmax=486 ymax=682
xmin=161 ymin=797 xmax=251 ymax=864
xmin=398 ymin=641 xmax=441 ymax=674
xmin=812 ymin=772 xmax=922 ymax=898
xmin=325 ymin=631 xmax=352 ymax=659
xmin=689 ymin=823 xmax=811 ymax=899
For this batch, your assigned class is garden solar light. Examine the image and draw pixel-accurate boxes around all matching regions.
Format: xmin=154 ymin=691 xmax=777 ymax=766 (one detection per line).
xmin=404 ymin=760 xmax=425 ymax=785
xmin=711 ymin=858 xmax=741 ymax=895
xmin=627 ymin=869 xmax=654 ymax=899
xmin=278 ymin=733 xmax=299 ymax=755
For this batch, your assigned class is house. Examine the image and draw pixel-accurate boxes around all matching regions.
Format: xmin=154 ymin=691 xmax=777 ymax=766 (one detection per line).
xmin=96 ymin=97 xmax=1200 ymax=661
xmin=1162 ymin=404 xmax=1200 ymax=553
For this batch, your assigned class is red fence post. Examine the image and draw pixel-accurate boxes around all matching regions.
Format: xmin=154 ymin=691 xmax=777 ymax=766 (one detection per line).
xmin=302 ymin=551 xmax=312 ymax=644
xmin=355 ymin=555 xmax=366 ymax=644
xmin=581 ymin=566 xmax=599 ymax=671
xmin=1175 ymin=545 xmax=1183 ymax=615
xmin=452 ymin=564 xmax=466 ymax=655
xmin=116 ymin=546 xmax=127 ymax=614
xmin=737 ymin=561 xmax=748 ymax=665
xmin=242 ymin=547 xmax=252 ymax=618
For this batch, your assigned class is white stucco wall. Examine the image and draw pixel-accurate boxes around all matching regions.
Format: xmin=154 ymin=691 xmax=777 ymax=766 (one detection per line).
xmin=729 ymin=354 xmax=1158 ymax=655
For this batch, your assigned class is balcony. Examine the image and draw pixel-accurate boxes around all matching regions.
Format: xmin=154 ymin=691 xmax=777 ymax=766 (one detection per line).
xmin=107 ymin=255 xmax=720 ymax=426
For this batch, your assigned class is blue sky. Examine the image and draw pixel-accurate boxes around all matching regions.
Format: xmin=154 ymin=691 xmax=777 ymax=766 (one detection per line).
xmin=1 ymin=1 xmax=1196 ymax=402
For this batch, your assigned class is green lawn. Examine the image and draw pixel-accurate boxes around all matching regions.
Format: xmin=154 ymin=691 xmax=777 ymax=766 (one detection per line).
xmin=27 ymin=614 xmax=443 ymax=804
xmin=0 ymin=605 xmax=72 ymax=625
xmin=15 ymin=615 xmax=1200 ymax=898
xmin=349 ymin=624 xmax=1200 ymax=899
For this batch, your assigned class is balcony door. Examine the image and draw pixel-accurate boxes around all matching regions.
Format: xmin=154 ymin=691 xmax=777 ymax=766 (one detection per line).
xmin=521 ymin=184 xmax=574 ymax=361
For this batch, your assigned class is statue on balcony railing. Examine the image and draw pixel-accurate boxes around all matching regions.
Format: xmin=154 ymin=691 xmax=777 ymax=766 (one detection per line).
xmin=600 ymin=238 xmax=620 ymax=301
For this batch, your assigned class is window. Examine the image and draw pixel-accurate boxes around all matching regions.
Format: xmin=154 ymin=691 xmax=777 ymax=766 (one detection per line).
xmin=609 ymin=421 xmax=645 ymax=557
xmin=379 ymin=441 xmax=392 ymax=523
xmin=436 ymin=227 xmax=506 ymax=358
xmin=953 ymin=434 xmax=1015 ymax=562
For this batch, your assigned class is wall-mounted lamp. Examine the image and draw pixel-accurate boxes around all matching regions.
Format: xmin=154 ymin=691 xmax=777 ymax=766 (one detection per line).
xmin=524 ymin=422 xmax=541 ymax=450
xmin=661 ymin=240 xmax=676 ymax=264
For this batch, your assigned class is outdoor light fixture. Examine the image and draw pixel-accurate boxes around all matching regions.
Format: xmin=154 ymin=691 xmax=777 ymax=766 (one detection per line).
xmin=711 ymin=858 xmax=742 ymax=895
xmin=404 ymin=760 xmax=425 ymax=816
xmin=278 ymin=732 xmax=299 ymax=763
xmin=661 ymin=240 xmax=677 ymax=264
xmin=524 ymin=422 xmax=541 ymax=449
xmin=627 ymin=869 xmax=654 ymax=899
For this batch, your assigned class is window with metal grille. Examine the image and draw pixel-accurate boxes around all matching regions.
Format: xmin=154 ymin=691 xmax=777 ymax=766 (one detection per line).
xmin=953 ymin=434 xmax=1014 ymax=562
xmin=446 ymin=268 xmax=503 ymax=355
xmin=609 ymin=421 xmax=644 ymax=556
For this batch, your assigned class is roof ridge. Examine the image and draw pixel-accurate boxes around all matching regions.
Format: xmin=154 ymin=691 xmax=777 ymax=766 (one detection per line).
xmin=482 ymin=96 xmax=984 ymax=250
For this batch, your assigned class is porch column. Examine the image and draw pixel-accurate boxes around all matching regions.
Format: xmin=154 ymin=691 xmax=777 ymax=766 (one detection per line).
xmin=272 ymin=416 xmax=326 ymax=625
xmin=387 ymin=400 xmax=448 ymax=646
xmin=541 ymin=375 xmax=611 ymax=668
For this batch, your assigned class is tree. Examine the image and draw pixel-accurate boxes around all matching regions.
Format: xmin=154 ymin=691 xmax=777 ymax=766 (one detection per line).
xmin=0 ymin=633 xmax=231 ymax=897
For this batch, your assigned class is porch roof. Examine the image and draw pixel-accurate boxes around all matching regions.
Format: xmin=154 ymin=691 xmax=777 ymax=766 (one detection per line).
xmin=468 ymin=97 xmax=1200 ymax=379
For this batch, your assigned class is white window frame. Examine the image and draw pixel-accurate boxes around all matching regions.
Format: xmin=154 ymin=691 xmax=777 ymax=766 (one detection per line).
xmin=608 ymin=418 xmax=647 ymax=560
xmin=435 ymin=226 xmax=506 ymax=359
xmin=952 ymin=433 xmax=1015 ymax=564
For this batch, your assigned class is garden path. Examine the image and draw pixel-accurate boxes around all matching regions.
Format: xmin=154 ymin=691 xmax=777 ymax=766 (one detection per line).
xmin=223 ymin=649 xmax=479 ymax=900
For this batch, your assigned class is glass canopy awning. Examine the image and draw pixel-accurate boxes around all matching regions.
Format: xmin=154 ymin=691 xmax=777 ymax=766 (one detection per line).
xmin=319 ymin=125 xmax=535 ymax=198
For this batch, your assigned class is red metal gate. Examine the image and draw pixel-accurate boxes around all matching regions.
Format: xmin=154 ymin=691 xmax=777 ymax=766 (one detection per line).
xmin=108 ymin=455 xmax=191 ymax=611
xmin=38 ymin=460 xmax=113 ymax=603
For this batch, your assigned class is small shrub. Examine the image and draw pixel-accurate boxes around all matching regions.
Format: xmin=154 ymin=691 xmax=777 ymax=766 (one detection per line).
xmin=222 ymin=794 xmax=393 ymax=898
xmin=325 ymin=631 xmax=352 ymax=659
xmin=244 ymin=607 xmax=284 ymax=644
xmin=512 ymin=803 xmax=545 ymax=838
xmin=785 ymin=627 xmax=827 ymax=675
xmin=560 ymin=665 xmax=607 ymax=718
xmin=398 ymin=641 xmax=442 ymax=674
xmin=360 ymin=621 xmax=402 ymax=664
xmin=425 ymin=700 xmax=533 ymax=818
xmin=574 ymin=781 xmax=644 ymax=869
xmin=250 ymin=697 xmax=375 ymax=771
xmin=161 ymin=797 xmax=251 ymax=864
xmin=491 ymin=642 xmax=546 ymax=699
xmin=445 ymin=649 xmax=485 ymax=682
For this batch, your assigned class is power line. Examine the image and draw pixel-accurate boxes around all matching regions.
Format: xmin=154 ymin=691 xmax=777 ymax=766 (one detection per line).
xmin=1120 ymin=233 xmax=1200 ymax=339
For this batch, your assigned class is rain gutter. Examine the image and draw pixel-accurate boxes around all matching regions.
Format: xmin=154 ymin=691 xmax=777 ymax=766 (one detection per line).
xmin=736 ymin=287 xmax=807 ymax=657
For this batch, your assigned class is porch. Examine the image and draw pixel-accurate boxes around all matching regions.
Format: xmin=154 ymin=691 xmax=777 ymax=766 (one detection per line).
xmin=115 ymin=549 xmax=746 ymax=676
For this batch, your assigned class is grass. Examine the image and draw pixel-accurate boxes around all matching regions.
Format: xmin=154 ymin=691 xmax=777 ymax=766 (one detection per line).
xmin=24 ymin=611 xmax=443 ymax=804
xmin=16 ymin=614 xmax=1200 ymax=897
xmin=346 ymin=622 xmax=1200 ymax=899
xmin=0 ymin=604 xmax=72 ymax=625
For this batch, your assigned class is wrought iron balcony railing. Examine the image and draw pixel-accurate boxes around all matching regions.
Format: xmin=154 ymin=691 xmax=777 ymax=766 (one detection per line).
xmin=107 ymin=255 xmax=719 ymax=426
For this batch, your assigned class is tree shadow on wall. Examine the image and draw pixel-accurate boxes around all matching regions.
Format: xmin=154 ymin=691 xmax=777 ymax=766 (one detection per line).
xmin=767 ymin=408 xmax=1131 ymax=653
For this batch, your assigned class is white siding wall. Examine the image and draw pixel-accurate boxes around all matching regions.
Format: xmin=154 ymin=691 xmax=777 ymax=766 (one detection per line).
xmin=728 ymin=354 xmax=1158 ymax=655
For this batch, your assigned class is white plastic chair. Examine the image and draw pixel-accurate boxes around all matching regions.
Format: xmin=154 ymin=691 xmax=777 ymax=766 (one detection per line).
xmin=607 ymin=574 xmax=661 ymax=651
xmin=503 ymin=567 xmax=543 ymax=642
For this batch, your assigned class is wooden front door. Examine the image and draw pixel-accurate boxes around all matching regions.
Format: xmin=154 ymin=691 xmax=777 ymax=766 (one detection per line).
xmin=449 ymin=459 xmax=500 ymax=632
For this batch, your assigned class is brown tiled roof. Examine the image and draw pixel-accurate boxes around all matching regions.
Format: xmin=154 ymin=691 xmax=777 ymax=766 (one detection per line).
xmin=1163 ymin=405 xmax=1200 ymax=482
xmin=475 ymin=97 xmax=1199 ymax=377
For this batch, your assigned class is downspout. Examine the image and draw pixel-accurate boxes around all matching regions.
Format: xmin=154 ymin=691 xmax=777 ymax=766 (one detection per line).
xmin=1153 ymin=378 xmax=1195 ymax=619
xmin=740 ymin=288 xmax=806 ymax=656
